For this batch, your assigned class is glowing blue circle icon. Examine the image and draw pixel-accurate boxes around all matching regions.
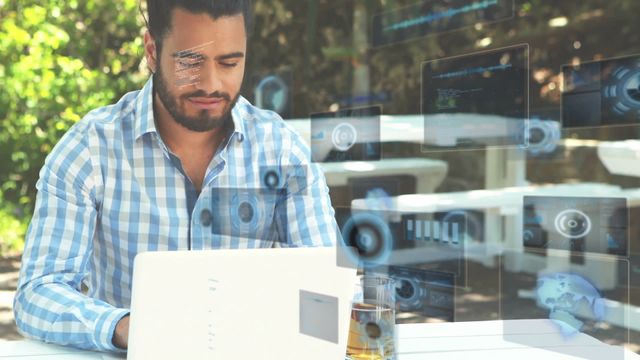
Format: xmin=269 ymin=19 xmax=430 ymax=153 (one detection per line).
xmin=332 ymin=122 xmax=358 ymax=151
xmin=255 ymin=75 xmax=288 ymax=114
xmin=395 ymin=277 xmax=425 ymax=311
xmin=604 ymin=64 xmax=640 ymax=117
xmin=554 ymin=209 xmax=591 ymax=239
xmin=230 ymin=193 xmax=262 ymax=234
xmin=263 ymin=170 xmax=280 ymax=190
xmin=519 ymin=118 xmax=560 ymax=155
xmin=340 ymin=212 xmax=393 ymax=268
xmin=625 ymin=75 xmax=640 ymax=102
xmin=536 ymin=273 xmax=606 ymax=337
xmin=238 ymin=201 xmax=255 ymax=223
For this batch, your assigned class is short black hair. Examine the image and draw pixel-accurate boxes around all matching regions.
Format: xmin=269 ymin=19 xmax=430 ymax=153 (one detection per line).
xmin=145 ymin=0 xmax=253 ymax=46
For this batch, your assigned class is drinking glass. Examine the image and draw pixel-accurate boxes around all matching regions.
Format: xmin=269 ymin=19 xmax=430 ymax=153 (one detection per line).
xmin=346 ymin=275 xmax=396 ymax=360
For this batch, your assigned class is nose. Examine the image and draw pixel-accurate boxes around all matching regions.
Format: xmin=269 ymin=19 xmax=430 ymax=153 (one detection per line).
xmin=195 ymin=61 xmax=223 ymax=95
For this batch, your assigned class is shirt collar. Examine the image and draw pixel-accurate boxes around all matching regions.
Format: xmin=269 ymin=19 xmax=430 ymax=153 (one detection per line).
xmin=133 ymin=77 xmax=248 ymax=142
xmin=133 ymin=77 xmax=157 ymax=141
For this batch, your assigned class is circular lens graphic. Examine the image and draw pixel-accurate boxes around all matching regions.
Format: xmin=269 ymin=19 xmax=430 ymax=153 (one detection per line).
xmin=396 ymin=278 xmax=416 ymax=300
xmin=519 ymin=118 xmax=560 ymax=155
xmin=341 ymin=212 xmax=393 ymax=268
xmin=554 ymin=209 xmax=592 ymax=239
xmin=230 ymin=192 xmax=263 ymax=235
xmin=604 ymin=63 xmax=640 ymax=117
xmin=394 ymin=276 xmax=424 ymax=311
xmin=332 ymin=122 xmax=358 ymax=152
xmin=238 ymin=201 xmax=255 ymax=223
xmin=529 ymin=127 xmax=546 ymax=145
xmin=626 ymin=74 xmax=640 ymax=103
xmin=263 ymin=170 xmax=280 ymax=189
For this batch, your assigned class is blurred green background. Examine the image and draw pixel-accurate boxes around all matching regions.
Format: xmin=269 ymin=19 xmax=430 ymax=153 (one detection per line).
xmin=0 ymin=0 xmax=147 ymax=254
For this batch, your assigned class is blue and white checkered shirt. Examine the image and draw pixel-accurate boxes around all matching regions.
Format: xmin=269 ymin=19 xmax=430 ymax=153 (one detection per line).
xmin=13 ymin=78 xmax=338 ymax=352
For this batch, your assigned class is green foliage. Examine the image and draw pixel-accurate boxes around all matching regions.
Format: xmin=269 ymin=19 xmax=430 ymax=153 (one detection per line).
xmin=0 ymin=0 xmax=147 ymax=254
xmin=0 ymin=193 xmax=28 ymax=256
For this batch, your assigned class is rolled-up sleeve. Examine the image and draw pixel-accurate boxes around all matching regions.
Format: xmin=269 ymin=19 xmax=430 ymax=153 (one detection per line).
xmin=13 ymin=123 xmax=129 ymax=352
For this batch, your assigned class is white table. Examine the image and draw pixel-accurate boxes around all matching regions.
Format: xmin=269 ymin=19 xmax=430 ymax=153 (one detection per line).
xmin=1 ymin=319 xmax=635 ymax=359
xmin=321 ymin=158 xmax=448 ymax=194
xmin=396 ymin=319 xmax=637 ymax=359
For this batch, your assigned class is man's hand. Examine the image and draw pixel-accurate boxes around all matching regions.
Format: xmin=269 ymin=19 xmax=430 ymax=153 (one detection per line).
xmin=112 ymin=315 xmax=130 ymax=349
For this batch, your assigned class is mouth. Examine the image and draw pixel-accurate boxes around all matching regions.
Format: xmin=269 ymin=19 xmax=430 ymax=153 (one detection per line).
xmin=187 ymin=97 xmax=225 ymax=110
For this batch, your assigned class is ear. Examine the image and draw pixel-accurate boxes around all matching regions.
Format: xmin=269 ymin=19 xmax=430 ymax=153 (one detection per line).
xmin=144 ymin=30 xmax=158 ymax=73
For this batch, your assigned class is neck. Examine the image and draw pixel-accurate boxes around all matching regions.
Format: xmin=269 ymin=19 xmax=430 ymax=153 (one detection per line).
xmin=153 ymin=93 xmax=227 ymax=154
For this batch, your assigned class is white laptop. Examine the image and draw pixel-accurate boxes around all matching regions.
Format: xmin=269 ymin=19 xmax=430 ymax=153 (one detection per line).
xmin=127 ymin=246 xmax=358 ymax=360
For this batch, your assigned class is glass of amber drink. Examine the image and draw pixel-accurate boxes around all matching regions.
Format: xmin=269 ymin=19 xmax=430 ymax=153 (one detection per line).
xmin=346 ymin=275 xmax=396 ymax=360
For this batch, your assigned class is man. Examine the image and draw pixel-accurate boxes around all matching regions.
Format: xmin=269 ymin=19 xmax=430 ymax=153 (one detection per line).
xmin=13 ymin=0 xmax=338 ymax=352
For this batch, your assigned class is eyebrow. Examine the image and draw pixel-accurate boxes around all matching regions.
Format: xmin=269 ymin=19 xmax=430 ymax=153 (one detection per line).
xmin=215 ymin=52 xmax=245 ymax=61
xmin=171 ymin=50 xmax=245 ymax=61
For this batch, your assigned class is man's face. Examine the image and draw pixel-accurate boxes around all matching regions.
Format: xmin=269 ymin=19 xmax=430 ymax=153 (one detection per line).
xmin=152 ymin=8 xmax=247 ymax=132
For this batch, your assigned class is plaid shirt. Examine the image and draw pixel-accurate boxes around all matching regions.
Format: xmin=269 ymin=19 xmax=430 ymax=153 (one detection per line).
xmin=13 ymin=78 xmax=337 ymax=352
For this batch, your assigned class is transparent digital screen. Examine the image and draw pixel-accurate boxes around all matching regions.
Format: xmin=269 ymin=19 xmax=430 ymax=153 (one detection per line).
xmin=523 ymin=196 xmax=629 ymax=257
xmin=501 ymin=252 xmax=629 ymax=358
xmin=372 ymin=0 xmax=514 ymax=47
xmin=310 ymin=105 xmax=382 ymax=163
xmin=421 ymin=44 xmax=529 ymax=151
xmin=562 ymin=54 xmax=640 ymax=128
xmin=209 ymin=188 xmax=285 ymax=245
xmin=335 ymin=207 xmax=468 ymax=288
xmin=370 ymin=265 xmax=455 ymax=323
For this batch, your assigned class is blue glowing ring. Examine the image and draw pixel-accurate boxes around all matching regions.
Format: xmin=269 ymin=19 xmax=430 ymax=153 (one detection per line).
xmin=263 ymin=170 xmax=281 ymax=190
xmin=340 ymin=212 xmax=393 ymax=268
xmin=519 ymin=118 xmax=560 ymax=155
xmin=395 ymin=276 xmax=423 ymax=310
xmin=230 ymin=192 xmax=263 ymax=234
xmin=604 ymin=65 xmax=640 ymax=116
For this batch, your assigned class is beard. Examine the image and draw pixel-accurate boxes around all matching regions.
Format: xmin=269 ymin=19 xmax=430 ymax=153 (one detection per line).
xmin=153 ymin=63 xmax=239 ymax=133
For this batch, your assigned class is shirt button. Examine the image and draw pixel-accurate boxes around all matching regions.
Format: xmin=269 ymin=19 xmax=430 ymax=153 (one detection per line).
xmin=200 ymin=209 xmax=213 ymax=227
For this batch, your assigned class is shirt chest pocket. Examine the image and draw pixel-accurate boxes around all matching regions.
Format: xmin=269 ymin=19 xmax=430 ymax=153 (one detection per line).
xmin=210 ymin=188 xmax=282 ymax=243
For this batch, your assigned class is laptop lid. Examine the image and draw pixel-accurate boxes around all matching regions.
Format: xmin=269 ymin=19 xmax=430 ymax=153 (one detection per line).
xmin=127 ymin=247 xmax=357 ymax=360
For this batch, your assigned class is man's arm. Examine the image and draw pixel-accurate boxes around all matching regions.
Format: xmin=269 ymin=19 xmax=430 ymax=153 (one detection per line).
xmin=13 ymin=124 xmax=129 ymax=352
xmin=274 ymin=130 xmax=339 ymax=247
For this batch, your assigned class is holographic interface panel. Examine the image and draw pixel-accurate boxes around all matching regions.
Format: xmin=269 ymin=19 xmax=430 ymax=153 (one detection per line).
xmin=311 ymin=105 xmax=382 ymax=163
xmin=523 ymin=196 xmax=628 ymax=257
xmin=422 ymin=44 xmax=529 ymax=150
xmin=372 ymin=0 xmax=514 ymax=47
xmin=563 ymin=54 xmax=640 ymax=128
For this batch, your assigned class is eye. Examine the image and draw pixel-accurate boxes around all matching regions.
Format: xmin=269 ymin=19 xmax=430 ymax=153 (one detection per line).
xmin=177 ymin=58 xmax=202 ymax=70
xmin=220 ymin=62 xmax=238 ymax=68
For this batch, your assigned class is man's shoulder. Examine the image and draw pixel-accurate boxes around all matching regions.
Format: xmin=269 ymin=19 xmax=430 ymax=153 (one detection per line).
xmin=51 ymin=90 xmax=140 ymax=153
xmin=58 ymin=89 xmax=139 ymax=145
xmin=78 ymin=89 xmax=140 ymax=131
